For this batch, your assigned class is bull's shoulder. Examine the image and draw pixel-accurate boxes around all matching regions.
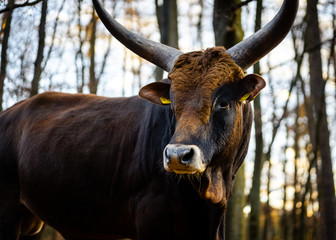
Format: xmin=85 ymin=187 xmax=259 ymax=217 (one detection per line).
xmin=24 ymin=92 xmax=152 ymax=114
xmin=25 ymin=91 xmax=107 ymax=109
xmin=1 ymin=92 xmax=101 ymax=116
xmin=0 ymin=92 xmax=120 ymax=141
xmin=3 ymin=92 xmax=134 ymax=118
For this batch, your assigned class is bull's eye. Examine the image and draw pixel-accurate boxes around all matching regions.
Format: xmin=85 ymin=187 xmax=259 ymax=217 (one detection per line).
xmin=213 ymin=97 xmax=230 ymax=112
xmin=218 ymin=101 xmax=230 ymax=110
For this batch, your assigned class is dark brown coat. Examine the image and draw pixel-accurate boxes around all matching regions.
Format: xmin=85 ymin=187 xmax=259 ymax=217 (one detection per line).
xmin=0 ymin=48 xmax=264 ymax=240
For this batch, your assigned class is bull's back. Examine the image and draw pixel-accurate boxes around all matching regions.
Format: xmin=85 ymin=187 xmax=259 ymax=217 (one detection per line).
xmin=1 ymin=92 xmax=142 ymax=169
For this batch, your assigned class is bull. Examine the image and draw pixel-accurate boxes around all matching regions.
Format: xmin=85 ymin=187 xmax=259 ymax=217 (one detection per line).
xmin=0 ymin=0 xmax=298 ymax=239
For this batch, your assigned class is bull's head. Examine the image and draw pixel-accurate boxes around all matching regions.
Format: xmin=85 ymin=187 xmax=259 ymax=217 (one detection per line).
xmin=93 ymin=0 xmax=298 ymax=203
xmin=139 ymin=47 xmax=265 ymax=173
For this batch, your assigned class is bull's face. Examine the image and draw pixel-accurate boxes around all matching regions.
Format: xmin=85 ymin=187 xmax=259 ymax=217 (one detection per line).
xmin=139 ymin=47 xmax=265 ymax=175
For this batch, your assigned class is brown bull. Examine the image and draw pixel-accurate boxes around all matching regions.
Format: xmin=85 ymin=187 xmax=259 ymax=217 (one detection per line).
xmin=0 ymin=0 xmax=298 ymax=239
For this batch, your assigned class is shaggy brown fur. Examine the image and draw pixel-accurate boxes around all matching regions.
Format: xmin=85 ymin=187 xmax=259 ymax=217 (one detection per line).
xmin=168 ymin=47 xmax=245 ymax=124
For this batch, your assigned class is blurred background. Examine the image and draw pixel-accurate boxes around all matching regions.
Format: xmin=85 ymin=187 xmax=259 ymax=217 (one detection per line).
xmin=1 ymin=0 xmax=335 ymax=239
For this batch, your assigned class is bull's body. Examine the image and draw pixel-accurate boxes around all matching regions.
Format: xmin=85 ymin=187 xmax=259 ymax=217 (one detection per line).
xmin=0 ymin=92 xmax=252 ymax=239
xmin=0 ymin=0 xmax=299 ymax=238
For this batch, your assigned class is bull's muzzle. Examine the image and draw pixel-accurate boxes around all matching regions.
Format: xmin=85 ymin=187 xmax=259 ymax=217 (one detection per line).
xmin=163 ymin=144 xmax=206 ymax=174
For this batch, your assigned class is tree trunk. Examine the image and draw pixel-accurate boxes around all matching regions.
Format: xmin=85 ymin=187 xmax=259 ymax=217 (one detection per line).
xmin=281 ymin=125 xmax=289 ymax=240
xmin=305 ymin=0 xmax=336 ymax=239
xmin=0 ymin=0 xmax=14 ymax=110
xmin=212 ymin=1 xmax=245 ymax=239
xmin=195 ymin=0 xmax=204 ymax=48
xmin=262 ymin=158 xmax=272 ymax=240
xmin=213 ymin=0 xmax=244 ymax=48
xmin=75 ymin=0 xmax=86 ymax=93
xmin=249 ymin=1 xmax=263 ymax=239
xmin=225 ymin=165 xmax=246 ymax=240
xmin=30 ymin=0 xmax=48 ymax=97
xmin=89 ymin=8 xmax=97 ymax=94
xmin=154 ymin=0 xmax=178 ymax=81
xmin=156 ymin=0 xmax=178 ymax=49
xmin=291 ymin=91 xmax=300 ymax=240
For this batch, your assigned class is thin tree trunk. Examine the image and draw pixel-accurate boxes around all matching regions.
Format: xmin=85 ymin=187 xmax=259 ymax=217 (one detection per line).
xmin=97 ymin=35 xmax=112 ymax=82
xmin=249 ymin=1 xmax=263 ymax=239
xmin=262 ymin=62 xmax=277 ymax=240
xmin=156 ymin=0 xmax=178 ymax=49
xmin=0 ymin=0 xmax=14 ymax=111
xmin=213 ymin=0 xmax=244 ymax=48
xmin=41 ymin=0 xmax=66 ymax=74
xmin=249 ymin=92 xmax=263 ymax=240
xmin=30 ymin=0 xmax=48 ymax=97
xmin=281 ymin=124 xmax=289 ymax=240
xmin=154 ymin=0 xmax=178 ymax=81
xmin=75 ymin=0 xmax=86 ymax=93
xmin=292 ymin=22 xmax=320 ymax=240
xmin=225 ymin=165 xmax=246 ymax=240
xmin=333 ymin=1 xmax=336 ymax=129
xmin=305 ymin=1 xmax=336 ymax=239
xmin=262 ymin=158 xmax=272 ymax=240
xmin=291 ymin=87 xmax=300 ymax=240
xmin=196 ymin=0 xmax=204 ymax=48
xmin=89 ymin=8 xmax=97 ymax=94
xmin=212 ymin=1 xmax=245 ymax=240
xmin=298 ymin=143 xmax=314 ymax=240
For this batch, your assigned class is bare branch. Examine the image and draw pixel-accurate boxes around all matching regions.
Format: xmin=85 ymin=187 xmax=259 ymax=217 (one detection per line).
xmin=0 ymin=0 xmax=43 ymax=14
xmin=235 ymin=0 xmax=256 ymax=10
xmin=41 ymin=0 xmax=66 ymax=74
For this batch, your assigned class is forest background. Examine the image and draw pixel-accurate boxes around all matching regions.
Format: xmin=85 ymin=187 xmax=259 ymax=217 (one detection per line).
xmin=0 ymin=0 xmax=335 ymax=239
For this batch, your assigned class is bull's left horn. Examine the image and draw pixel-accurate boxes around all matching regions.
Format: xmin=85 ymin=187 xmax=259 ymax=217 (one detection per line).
xmin=92 ymin=0 xmax=183 ymax=72
xmin=227 ymin=0 xmax=299 ymax=70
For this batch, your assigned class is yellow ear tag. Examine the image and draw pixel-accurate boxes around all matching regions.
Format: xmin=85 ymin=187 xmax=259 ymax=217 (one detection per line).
xmin=239 ymin=93 xmax=251 ymax=102
xmin=160 ymin=97 xmax=171 ymax=105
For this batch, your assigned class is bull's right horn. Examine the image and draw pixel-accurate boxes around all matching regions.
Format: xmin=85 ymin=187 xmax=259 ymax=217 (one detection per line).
xmin=92 ymin=0 xmax=183 ymax=73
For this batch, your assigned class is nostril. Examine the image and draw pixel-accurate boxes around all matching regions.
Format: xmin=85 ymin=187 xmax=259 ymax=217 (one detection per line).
xmin=164 ymin=148 xmax=171 ymax=163
xmin=164 ymin=145 xmax=196 ymax=165
xmin=180 ymin=148 xmax=194 ymax=164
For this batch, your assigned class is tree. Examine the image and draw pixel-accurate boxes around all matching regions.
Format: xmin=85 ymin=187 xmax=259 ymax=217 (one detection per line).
xmin=281 ymin=124 xmax=289 ymax=240
xmin=89 ymin=6 xmax=98 ymax=94
xmin=305 ymin=0 xmax=336 ymax=239
xmin=75 ymin=0 xmax=86 ymax=93
xmin=154 ymin=0 xmax=178 ymax=81
xmin=30 ymin=0 xmax=48 ymax=97
xmin=212 ymin=0 xmax=244 ymax=48
xmin=155 ymin=0 xmax=178 ymax=49
xmin=74 ymin=0 xmax=112 ymax=94
xmin=248 ymin=1 xmax=263 ymax=239
xmin=0 ymin=0 xmax=43 ymax=14
xmin=0 ymin=0 xmax=14 ymax=111
xmin=212 ymin=1 xmax=245 ymax=239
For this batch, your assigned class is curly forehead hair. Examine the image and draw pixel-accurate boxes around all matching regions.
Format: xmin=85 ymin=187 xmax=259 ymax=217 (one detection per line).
xmin=167 ymin=47 xmax=246 ymax=124
xmin=168 ymin=46 xmax=245 ymax=87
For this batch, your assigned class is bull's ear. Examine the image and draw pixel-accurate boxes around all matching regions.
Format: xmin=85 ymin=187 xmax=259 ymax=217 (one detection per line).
xmin=139 ymin=79 xmax=171 ymax=106
xmin=239 ymin=74 xmax=266 ymax=102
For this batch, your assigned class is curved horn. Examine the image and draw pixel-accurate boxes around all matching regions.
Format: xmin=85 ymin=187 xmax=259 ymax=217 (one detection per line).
xmin=227 ymin=0 xmax=299 ymax=70
xmin=92 ymin=0 xmax=183 ymax=72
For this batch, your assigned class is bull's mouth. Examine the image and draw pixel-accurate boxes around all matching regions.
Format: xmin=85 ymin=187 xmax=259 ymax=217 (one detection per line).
xmin=163 ymin=144 xmax=207 ymax=174
xmin=164 ymin=167 xmax=197 ymax=175
xmin=163 ymin=164 xmax=198 ymax=174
